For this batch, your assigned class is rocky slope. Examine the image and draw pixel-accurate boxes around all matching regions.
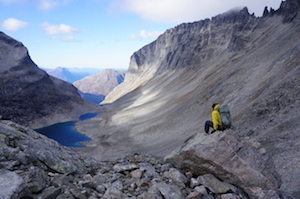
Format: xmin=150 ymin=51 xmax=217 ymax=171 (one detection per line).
xmin=73 ymin=69 xmax=126 ymax=103
xmin=76 ymin=0 xmax=300 ymax=197
xmin=0 ymin=120 xmax=286 ymax=198
xmin=0 ymin=32 xmax=98 ymax=129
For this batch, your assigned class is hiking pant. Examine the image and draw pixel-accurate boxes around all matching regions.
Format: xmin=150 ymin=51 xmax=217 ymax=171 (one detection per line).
xmin=205 ymin=120 xmax=224 ymax=134
xmin=204 ymin=121 xmax=214 ymax=134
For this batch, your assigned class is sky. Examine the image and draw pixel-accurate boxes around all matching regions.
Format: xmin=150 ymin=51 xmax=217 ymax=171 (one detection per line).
xmin=0 ymin=0 xmax=283 ymax=70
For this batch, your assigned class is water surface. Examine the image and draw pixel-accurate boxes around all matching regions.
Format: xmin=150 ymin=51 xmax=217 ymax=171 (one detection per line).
xmin=35 ymin=112 xmax=99 ymax=147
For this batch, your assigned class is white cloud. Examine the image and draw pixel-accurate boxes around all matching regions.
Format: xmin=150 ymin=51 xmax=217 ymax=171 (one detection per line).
xmin=131 ymin=29 xmax=162 ymax=40
xmin=118 ymin=0 xmax=282 ymax=23
xmin=39 ymin=0 xmax=72 ymax=11
xmin=42 ymin=22 xmax=80 ymax=35
xmin=2 ymin=18 xmax=29 ymax=31
xmin=39 ymin=0 xmax=59 ymax=10
xmin=50 ymin=36 xmax=79 ymax=42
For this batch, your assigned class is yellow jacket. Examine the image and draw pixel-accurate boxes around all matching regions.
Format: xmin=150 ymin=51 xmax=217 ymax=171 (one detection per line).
xmin=212 ymin=104 xmax=222 ymax=130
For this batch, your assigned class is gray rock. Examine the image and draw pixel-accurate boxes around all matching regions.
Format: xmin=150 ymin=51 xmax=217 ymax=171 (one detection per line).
xmin=197 ymin=174 xmax=232 ymax=194
xmin=111 ymin=180 xmax=124 ymax=190
xmin=68 ymin=187 xmax=87 ymax=199
xmin=56 ymin=193 xmax=75 ymax=199
xmin=131 ymin=169 xmax=143 ymax=179
xmin=221 ymin=193 xmax=241 ymax=199
xmin=95 ymin=185 xmax=106 ymax=194
xmin=139 ymin=163 xmax=160 ymax=179
xmin=194 ymin=185 xmax=208 ymax=196
xmin=165 ymin=133 xmax=281 ymax=195
xmin=160 ymin=163 xmax=173 ymax=173
xmin=38 ymin=186 xmax=62 ymax=199
xmin=102 ymin=187 xmax=128 ymax=199
xmin=22 ymin=166 xmax=47 ymax=193
xmin=163 ymin=168 xmax=187 ymax=184
xmin=113 ymin=163 xmax=139 ymax=172
xmin=0 ymin=170 xmax=30 ymax=199
xmin=244 ymin=187 xmax=280 ymax=199
xmin=153 ymin=182 xmax=184 ymax=199
xmin=186 ymin=191 xmax=201 ymax=199
xmin=190 ymin=178 xmax=200 ymax=188
xmin=137 ymin=189 xmax=163 ymax=199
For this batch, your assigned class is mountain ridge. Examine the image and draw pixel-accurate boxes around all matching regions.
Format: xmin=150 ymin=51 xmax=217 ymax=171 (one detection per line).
xmin=73 ymin=69 xmax=126 ymax=104
xmin=0 ymin=32 xmax=98 ymax=128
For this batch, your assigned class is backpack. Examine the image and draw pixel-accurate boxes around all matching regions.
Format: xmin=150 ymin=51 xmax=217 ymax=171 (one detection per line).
xmin=219 ymin=104 xmax=232 ymax=129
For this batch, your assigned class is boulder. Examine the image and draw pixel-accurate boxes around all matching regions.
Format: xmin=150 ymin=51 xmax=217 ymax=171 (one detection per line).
xmin=0 ymin=170 xmax=31 ymax=199
xmin=165 ymin=133 xmax=281 ymax=198
xmin=197 ymin=174 xmax=232 ymax=194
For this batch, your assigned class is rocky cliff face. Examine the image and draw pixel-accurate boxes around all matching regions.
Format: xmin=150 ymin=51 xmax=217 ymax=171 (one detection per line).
xmin=77 ymin=0 xmax=300 ymax=197
xmin=0 ymin=32 xmax=97 ymax=128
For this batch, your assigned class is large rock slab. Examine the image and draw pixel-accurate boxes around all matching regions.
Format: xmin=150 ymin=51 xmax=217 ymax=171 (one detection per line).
xmin=165 ymin=132 xmax=281 ymax=198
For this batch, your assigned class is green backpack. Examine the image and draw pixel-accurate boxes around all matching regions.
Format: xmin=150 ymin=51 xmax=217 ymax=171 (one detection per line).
xmin=220 ymin=104 xmax=232 ymax=129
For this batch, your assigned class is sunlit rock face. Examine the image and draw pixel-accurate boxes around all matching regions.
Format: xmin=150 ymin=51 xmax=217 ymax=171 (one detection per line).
xmin=78 ymin=0 xmax=299 ymax=197
xmin=73 ymin=69 xmax=126 ymax=103
xmin=74 ymin=69 xmax=126 ymax=96
xmin=0 ymin=32 xmax=97 ymax=128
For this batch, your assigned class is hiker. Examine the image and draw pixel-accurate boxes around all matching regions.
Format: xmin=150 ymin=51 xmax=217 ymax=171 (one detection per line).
xmin=204 ymin=103 xmax=224 ymax=134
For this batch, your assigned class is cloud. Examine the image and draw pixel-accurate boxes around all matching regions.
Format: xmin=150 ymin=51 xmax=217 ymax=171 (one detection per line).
xmin=131 ymin=29 xmax=163 ymax=40
xmin=0 ymin=0 xmax=72 ymax=10
xmin=118 ymin=0 xmax=282 ymax=23
xmin=42 ymin=22 xmax=80 ymax=35
xmin=39 ymin=0 xmax=72 ymax=11
xmin=2 ymin=18 xmax=29 ymax=31
xmin=50 ymin=36 xmax=79 ymax=42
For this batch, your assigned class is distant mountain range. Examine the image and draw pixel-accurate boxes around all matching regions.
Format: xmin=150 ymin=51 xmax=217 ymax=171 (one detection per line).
xmin=42 ymin=67 xmax=101 ymax=83
xmin=73 ymin=69 xmax=126 ymax=104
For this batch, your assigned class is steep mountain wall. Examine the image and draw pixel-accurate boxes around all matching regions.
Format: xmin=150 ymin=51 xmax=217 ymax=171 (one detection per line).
xmin=0 ymin=32 xmax=97 ymax=128
xmin=77 ymin=0 xmax=300 ymax=197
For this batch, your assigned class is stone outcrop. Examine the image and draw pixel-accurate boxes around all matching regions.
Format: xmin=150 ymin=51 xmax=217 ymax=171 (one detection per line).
xmin=0 ymin=32 xmax=98 ymax=128
xmin=165 ymin=132 xmax=281 ymax=198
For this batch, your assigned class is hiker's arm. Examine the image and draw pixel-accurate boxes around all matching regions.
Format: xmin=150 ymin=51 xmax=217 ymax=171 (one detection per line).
xmin=212 ymin=111 xmax=221 ymax=130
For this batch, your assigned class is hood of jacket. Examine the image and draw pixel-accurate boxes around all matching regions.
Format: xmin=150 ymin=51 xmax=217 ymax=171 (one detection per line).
xmin=213 ymin=104 xmax=220 ymax=111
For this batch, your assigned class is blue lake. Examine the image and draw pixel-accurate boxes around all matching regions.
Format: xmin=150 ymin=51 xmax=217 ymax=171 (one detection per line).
xmin=35 ymin=112 xmax=98 ymax=147
xmin=79 ymin=112 xmax=99 ymax=121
